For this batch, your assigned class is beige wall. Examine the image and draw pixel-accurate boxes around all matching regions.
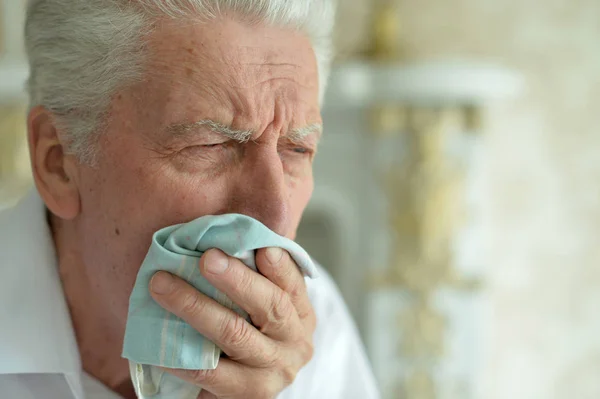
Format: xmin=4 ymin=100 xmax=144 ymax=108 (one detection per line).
xmin=0 ymin=0 xmax=29 ymax=208
xmin=334 ymin=1 xmax=600 ymax=398
xmin=0 ymin=105 xmax=30 ymax=208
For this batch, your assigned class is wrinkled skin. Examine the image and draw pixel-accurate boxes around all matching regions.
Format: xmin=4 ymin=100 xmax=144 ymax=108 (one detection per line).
xmin=29 ymin=15 xmax=322 ymax=399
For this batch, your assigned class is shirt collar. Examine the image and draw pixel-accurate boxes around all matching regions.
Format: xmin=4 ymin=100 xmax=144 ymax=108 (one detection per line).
xmin=0 ymin=189 xmax=82 ymax=377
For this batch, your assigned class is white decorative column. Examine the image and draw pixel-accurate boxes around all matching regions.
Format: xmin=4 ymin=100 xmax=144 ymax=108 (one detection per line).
xmin=326 ymin=61 xmax=524 ymax=399
xmin=0 ymin=0 xmax=28 ymax=99
xmin=0 ymin=0 xmax=30 ymax=209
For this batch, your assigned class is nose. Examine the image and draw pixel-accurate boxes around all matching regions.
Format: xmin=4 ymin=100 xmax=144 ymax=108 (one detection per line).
xmin=228 ymin=144 xmax=290 ymax=236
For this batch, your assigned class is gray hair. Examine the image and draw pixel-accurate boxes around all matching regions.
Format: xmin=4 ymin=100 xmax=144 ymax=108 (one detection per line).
xmin=25 ymin=0 xmax=336 ymax=163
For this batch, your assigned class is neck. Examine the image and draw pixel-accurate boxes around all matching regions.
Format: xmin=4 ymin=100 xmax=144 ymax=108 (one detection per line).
xmin=50 ymin=212 xmax=136 ymax=398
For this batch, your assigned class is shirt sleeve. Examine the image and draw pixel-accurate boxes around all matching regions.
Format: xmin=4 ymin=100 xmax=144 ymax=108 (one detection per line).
xmin=278 ymin=268 xmax=381 ymax=399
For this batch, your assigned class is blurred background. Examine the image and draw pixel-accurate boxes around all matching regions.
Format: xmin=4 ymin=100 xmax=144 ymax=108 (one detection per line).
xmin=1 ymin=1 xmax=599 ymax=398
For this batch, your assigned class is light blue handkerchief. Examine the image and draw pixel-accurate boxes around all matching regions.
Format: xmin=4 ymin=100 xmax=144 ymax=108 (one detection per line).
xmin=122 ymin=214 xmax=317 ymax=398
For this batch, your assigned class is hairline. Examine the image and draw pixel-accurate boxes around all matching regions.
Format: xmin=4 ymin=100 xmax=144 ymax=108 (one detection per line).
xmin=25 ymin=0 xmax=335 ymax=164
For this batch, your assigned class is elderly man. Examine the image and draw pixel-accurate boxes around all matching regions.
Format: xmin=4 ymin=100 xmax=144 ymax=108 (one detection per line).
xmin=0 ymin=1 xmax=379 ymax=398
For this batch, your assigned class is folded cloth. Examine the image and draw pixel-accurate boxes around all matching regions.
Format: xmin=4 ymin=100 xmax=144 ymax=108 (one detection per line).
xmin=122 ymin=214 xmax=317 ymax=398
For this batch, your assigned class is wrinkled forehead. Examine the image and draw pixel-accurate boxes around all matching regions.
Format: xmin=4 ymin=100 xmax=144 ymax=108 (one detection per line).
xmin=144 ymin=17 xmax=319 ymax=91
xmin=120 ymin=17 xmax=322 ymax=136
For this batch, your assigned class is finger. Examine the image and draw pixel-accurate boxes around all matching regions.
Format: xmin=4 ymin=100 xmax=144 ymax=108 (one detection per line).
xmin=164 ymin=359 xmax=286 ymax=399
xmin=199 ymin=249 xmax=303 ymax=341
xmin=197 ymin=391 xmax=217 ymax=399
xmin=255 ymin=248 xmax=316 ymax=331
xmin=149 ymin=271 xmax=278 ymax=366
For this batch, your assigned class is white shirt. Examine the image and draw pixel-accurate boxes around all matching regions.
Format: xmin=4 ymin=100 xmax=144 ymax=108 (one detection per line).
xmin=0 ymin=191 xmax=380 ymax=399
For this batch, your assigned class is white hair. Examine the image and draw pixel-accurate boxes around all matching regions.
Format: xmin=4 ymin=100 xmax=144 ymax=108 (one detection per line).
xmin=25 ymin=0 xmax=336 ymax=163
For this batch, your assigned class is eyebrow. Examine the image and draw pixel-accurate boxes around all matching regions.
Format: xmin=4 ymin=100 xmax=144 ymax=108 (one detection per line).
xmin=166 ymin=119 xmax=323 ymax=143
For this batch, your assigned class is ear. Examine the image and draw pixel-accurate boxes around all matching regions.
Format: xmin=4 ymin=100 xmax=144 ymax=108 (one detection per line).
xmin=28 ymin=106 xmax=81 ymax=220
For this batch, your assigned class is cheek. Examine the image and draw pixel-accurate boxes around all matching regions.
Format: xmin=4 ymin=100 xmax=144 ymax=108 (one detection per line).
xmin=287 ymin=173 xmax=314 ymax=234
xmin=75 ymin=161 xmax=233 ymax=320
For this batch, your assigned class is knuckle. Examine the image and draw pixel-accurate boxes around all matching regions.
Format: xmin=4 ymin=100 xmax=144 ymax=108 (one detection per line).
xmin=251 ymin=383 xmax=279 ymax=399
xmin=236 ymin=268 xmax=254 ymax=295
xmin=274 ymin=256 xmax=293 ymax=277
xmin=181 ymin=291 xmax=204 ymax=315
xmin=220 ymin=314 xmax=253 ymax=347
xmin=279 ymin=364 xmax=299 ymax=386
xmin=261 ymin=344 xmax=282 ymax=369
xmin=286 ymin=273 xmax=304 ymax=290
xmin=299 ymin=340 xmax=314 ymax=364
xmin=300 ymin=308 xmax=317 ymax=331
xmin=270 ymin=290 xmax=294 ymax=324
xmin=269 ymin=347 xmax=305 ymax=389
xmin=289 ymin=282 xmax=306 ymax=300
xmin=188 ymin=369 xmax=218 ymax=386
xmin=283 ymin=279 xmax=306 ymax=305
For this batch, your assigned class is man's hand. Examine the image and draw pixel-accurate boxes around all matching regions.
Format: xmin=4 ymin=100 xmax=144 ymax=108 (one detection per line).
xmin=148 ymin=247 xmax=317 ymax=399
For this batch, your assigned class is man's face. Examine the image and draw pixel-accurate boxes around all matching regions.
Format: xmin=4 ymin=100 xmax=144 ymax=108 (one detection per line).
xmin=71 ymin=17 xmax=322 ymax=324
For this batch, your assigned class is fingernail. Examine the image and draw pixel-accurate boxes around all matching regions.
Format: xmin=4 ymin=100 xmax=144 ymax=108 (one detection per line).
xmin=266 ymin=247 xmax=283 ymax=265
xmin=205 ymin=249 xmax=229 ymax=275
xmin=151 ymin=272 xmax=175 ymax=295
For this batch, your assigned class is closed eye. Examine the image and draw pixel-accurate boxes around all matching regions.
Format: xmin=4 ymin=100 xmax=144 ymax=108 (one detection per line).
xmin=177 ymin=143 xmax=228 ymax=158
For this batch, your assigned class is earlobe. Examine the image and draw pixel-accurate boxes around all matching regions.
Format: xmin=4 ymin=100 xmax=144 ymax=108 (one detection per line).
xmin=28 ymin=106 xmax=81 ymax=220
